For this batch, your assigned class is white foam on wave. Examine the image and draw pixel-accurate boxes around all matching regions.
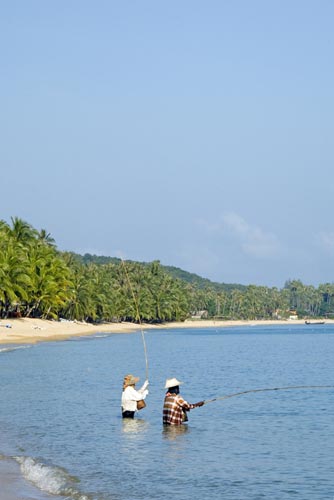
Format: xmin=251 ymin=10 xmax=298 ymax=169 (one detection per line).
xmin=0 ymin=345 xmax=32 ymax=353
xmin=14 ymin=456 xmax=91 ymax=500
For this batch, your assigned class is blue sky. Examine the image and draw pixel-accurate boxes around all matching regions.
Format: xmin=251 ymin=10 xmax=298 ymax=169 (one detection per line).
xmin=1 ymin=1 xmax=334 ymax=287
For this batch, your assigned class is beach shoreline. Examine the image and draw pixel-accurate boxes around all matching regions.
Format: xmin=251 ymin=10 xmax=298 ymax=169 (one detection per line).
xmin=1 ymin=317 xmax=332 ymax=345
xmin=0 ymin=456 xmax=54 ymax=500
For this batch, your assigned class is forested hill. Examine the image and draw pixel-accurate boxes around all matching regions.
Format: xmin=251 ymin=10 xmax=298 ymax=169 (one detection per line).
xmin=161 ymin=265 xmax=246 ymax=292
xmin=76 ymin=253 xmax=246 ymax=292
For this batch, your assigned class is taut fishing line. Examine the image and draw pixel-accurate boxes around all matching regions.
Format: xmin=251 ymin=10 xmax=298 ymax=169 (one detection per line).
xmin=120 ymin=257 xmax=149 ymax=380
xmin=118 ymin=260 xmax=333 ymax=404
xmin=204 ymin=385 xmax=334 ymax=405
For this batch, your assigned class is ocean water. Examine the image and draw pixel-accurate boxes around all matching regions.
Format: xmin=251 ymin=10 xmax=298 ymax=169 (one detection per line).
xmin=0 ymin=324 xmax=334 ymax=500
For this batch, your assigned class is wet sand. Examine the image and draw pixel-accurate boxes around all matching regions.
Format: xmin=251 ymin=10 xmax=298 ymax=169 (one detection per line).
xmin=0 ymin=457 xmax=53 ymax=500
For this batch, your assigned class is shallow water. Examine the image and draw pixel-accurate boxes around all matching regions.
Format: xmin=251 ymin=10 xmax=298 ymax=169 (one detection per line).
xmin=0 ymin=324 xmax=334 ymax=499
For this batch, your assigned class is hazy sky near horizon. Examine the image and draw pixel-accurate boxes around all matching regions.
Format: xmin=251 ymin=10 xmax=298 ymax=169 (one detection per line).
xmin=1 ymin=1 xmax=334 ymax=288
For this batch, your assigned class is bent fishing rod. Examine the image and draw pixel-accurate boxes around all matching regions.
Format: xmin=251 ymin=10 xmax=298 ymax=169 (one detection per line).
xmin=203 ymin=385 xmax=334 ymax=405
xmin=120 ymin=257 xmax=149 ymax=381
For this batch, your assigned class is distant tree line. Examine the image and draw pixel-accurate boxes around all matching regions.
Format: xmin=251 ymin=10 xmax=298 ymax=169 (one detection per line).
xmin=1 ymin=217 xmax=334 ymax=322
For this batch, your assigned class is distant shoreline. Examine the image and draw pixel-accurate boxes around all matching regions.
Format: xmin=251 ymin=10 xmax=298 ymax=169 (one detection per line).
xmin=0 ymin=317 xmax=332 ymax=345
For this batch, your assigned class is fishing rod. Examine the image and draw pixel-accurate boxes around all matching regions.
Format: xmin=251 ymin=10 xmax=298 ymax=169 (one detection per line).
xmin=204 ymin=385 xmax=334 ymax=405
xmin=120 ymin=258 xmax=149 ymax=381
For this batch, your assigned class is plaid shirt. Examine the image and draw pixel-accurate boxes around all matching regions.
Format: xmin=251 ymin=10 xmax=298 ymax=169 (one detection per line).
xmin=163 ymin=392 xmax=196 ymax=425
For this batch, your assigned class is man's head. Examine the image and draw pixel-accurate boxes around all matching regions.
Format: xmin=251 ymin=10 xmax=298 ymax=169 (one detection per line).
xmin=123 ymin=374 xmax=139 ymax=388
xmin=165 ymin=377 xmax=183 ymax=393
xmin=168 ymin=385 xmax=180 ymax=394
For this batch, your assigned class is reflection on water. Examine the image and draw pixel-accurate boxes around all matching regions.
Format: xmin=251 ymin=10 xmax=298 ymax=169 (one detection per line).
xmin=122 ymin=418 xmax=149 ymax=435
xmin=162 ymin=424 xmax=190 ymax=441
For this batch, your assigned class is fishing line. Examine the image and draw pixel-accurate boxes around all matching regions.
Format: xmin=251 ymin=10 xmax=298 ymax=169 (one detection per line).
xmin=120 ymin=258 xmax=149 ymax=380
xmin=204 ymin=385 xmax=334 ymax=405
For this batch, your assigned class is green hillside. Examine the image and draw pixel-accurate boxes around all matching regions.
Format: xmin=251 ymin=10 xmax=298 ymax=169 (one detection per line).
xmin=2 ymin=218 xmax=333 ymax=323
xmin=161 ymin=265 xmax=246 ymax=292
xmin=74 ymin=253 xmax=246 ymax=292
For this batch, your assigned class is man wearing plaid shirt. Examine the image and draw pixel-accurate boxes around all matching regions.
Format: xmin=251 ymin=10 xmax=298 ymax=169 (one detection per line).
xmin=163 ymin=377 xmax=204 ymax=425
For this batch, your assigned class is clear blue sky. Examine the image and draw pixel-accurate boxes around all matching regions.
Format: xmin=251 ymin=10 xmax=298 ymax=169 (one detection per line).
xmin=1 ymin=1 xmax=334 ymax=287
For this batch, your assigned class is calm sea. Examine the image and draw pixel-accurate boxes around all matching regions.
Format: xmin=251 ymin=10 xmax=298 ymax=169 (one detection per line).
xmin=0 ymin=324 xmax=334 ymax=500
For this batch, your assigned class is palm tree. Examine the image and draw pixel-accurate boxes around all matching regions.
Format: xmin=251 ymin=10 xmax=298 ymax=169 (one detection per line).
xmin=62 ymin=264 xmax=95 ymax=321
xmin=9 ymin=217 xmax=37 ymax=243
xmin=0 ymin=238 xmax=31 ymax=317
xmin=38 ymin=228 xmax=56 ymax=247
xmin=25 ymin=241 xmax=72 ymax=318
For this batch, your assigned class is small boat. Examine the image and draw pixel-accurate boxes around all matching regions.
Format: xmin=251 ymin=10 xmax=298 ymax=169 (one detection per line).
xmin=305 ymin=320 xmax=325 ymax=325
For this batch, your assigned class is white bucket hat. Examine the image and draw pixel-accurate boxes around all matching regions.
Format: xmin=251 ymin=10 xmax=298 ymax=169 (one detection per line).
xmin=165 ymin=377 xmax=183 ymax=389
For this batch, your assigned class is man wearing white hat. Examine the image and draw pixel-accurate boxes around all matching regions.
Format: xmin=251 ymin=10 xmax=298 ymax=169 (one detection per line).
xmin=163 ymin=377 xmax=204 ymax=425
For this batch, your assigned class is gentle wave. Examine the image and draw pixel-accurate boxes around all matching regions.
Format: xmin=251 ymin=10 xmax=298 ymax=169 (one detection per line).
xmin=14 ymin=456 xmax=94 ymax=500
xmin=0 ymin=345 xmax=32 ymax=353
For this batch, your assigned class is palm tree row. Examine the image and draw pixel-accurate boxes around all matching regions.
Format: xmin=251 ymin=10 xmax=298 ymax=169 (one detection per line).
xmin=1 ymin=217 xmax=334 ymax=322
xmin=0 ymin=218 xmax=191 ymax=322
xmin=190 ymin=280 xmax=334 ymax=320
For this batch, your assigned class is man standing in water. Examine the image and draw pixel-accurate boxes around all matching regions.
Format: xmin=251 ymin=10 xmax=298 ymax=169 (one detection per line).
xmin=121 ymin=374 xmax=149 ymax=419
xmin=163 ymin=377 xmax=204 ymax=425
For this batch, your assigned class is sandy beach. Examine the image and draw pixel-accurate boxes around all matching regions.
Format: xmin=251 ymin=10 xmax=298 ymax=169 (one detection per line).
xmin=0 ymin=317 xmax=330 ymax=345
xmin=0 ymin=318 xmax=145 ymax=345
